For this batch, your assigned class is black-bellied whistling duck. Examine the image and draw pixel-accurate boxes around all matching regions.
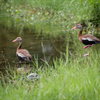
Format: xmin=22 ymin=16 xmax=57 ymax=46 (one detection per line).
xmin=13 ymin=37 xmax=32 ymax=62
xmin=73 ymin=24 xmax=100 ymax=56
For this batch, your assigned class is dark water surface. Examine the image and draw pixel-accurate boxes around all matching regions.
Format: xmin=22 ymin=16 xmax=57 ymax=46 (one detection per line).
xmin=0 ymin=27 xmax=66 ymax=73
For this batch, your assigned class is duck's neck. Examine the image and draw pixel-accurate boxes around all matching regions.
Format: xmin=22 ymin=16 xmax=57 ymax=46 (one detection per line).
xmin=78 ymin=28 xmax=83 ymax=38
xmin=17 ymin=41 xmax=22 ymax=50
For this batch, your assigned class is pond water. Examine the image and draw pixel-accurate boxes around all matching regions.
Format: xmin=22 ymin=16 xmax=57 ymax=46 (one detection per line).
xmin=0 ymin=27 xmax=66 ymax=73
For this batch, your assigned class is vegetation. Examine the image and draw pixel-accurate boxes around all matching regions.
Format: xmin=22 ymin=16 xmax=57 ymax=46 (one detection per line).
xmin=1 ymin=0 xmax=100 ymax=100
xmin=1 ymin=54 xmax=100 ymax=100
xmin=0 ymin=0 xmax=100 ymax=36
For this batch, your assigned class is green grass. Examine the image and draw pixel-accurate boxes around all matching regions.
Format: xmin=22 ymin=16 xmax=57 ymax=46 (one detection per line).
xmin=1 ymin=50 xmax=100 ymax=100
xmin=0 ymin=55 xmax=100 ymax=100
xmin=1 ymin=0 xmax=100 ymax=100
xmin=0 ymin=0 xmax=100 ymax=36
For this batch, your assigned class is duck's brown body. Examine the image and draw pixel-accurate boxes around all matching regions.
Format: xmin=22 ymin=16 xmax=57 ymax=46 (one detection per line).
xmin=73 ymin=24 xmax=100 ymax=56
xmin=78 ymin=30 xmax=100 ymax=45
xmin=13 ymin=37 xmax=32 ymax=62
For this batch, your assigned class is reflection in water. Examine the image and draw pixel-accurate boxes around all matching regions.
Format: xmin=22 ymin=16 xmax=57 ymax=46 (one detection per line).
xmin=17 ymin=66 xmax=32 ymax=74
xmin=0 ymin=27 xmax=66 ymax=74
xmin=42 ymin=42 xmax=53 ymax=54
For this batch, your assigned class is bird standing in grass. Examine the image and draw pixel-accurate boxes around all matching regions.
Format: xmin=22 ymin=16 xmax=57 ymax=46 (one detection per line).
xmin=73 ymin=24 xmax=100 ymax=56
xmin=13 ymin=37 xmax=32 ymax=63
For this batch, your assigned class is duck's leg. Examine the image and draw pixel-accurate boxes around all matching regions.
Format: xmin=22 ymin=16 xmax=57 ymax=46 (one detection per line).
xmin=83 ymin=46 xmax=91 ymax=57
xmin=83 ymin=52 xmax=89 ymax=57
xmin=83 ymin=44 xmax=94 ymax=57
xmin=83 ymin=44 xmax=94 ymax=49
xmin=18 ymin=60 xmax=22 ymax=67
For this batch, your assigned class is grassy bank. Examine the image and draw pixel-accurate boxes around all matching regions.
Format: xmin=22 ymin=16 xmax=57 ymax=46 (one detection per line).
xmin=1 ymin=0 xmax=100 ymax=100
xmin=0 ymin=0 xmax=100 ymax=36
xmin=1 ymin=54 xmax=100 ymax=100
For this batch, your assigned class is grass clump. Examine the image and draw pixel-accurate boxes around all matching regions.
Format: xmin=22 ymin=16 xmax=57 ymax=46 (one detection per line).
xmin=1 ymin=0 xmax=100 ymax=36
xmin=1 ymin=53 xmax=100 ymax=100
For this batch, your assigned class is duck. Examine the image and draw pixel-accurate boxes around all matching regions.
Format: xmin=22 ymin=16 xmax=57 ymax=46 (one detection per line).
xmin=72 ymin=24 xmax=100 ymax=56
xmin=13 ymin=37 xmax=32 ymax=62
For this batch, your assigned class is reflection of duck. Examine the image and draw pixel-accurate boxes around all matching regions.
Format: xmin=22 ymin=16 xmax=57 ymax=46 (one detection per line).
xmin=13 ymin=37 xmax=32 ymax=63
xmin=73 ymin=24 xmax=100 ymax=57
xmin=17 ymin=66 xmax=31 ymax=74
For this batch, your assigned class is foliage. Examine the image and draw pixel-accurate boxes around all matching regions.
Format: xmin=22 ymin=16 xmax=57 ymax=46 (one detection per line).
xmin=1 ymin=54 xmax=100 ymax=100
xmin=1 ymin=0 xmax=100 ymax=100
xmin=0 ymin=0 xmax=100 ymax=36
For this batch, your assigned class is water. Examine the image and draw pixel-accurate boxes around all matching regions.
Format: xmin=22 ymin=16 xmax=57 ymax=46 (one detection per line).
xmin=0 ymin=27 xmax=66 ymax=72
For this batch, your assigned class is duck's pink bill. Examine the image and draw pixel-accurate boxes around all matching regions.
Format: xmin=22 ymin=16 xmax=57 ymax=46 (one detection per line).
xmin=13 ymin=39 xmax=17 ymax=42
xmin=72 ymin=26 xmax=77 ymax=29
